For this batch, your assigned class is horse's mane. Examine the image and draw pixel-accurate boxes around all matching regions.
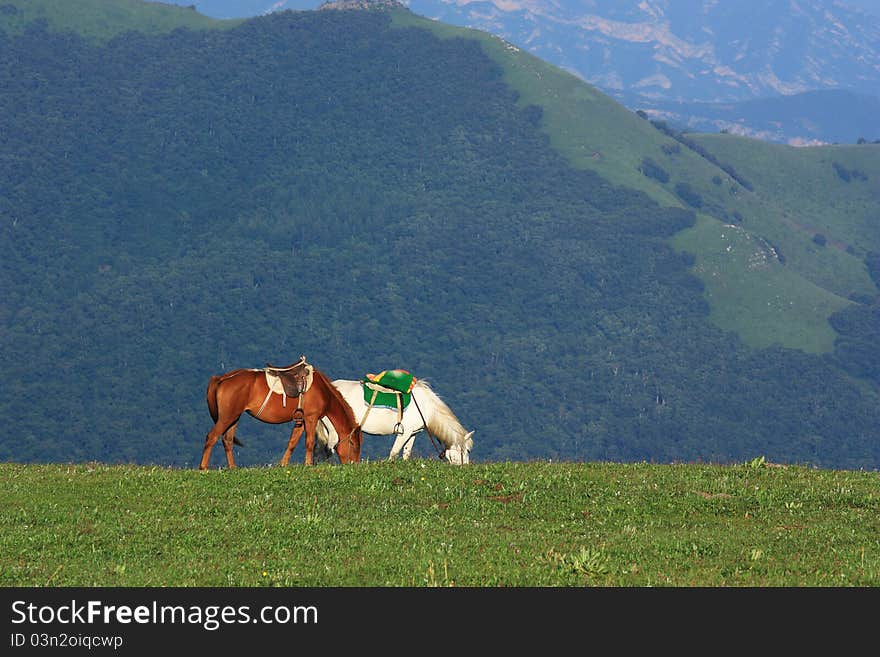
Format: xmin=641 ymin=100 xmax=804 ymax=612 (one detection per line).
xmin=313 ymin=368 xmax=358 ymax=429
xmin=414 ymin=380 xmax=470 ymax=449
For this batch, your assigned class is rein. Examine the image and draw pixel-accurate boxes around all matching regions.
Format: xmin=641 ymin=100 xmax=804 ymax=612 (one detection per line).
xmin=410 ymin=393 xmax=446 ymax=460
xmin=337 ymin=420 xmax=364 ymax=463
xmin=330 ymin=383 xmax=364 ymax=464
xmin=335 ymin=388 xmax=378 ymax=461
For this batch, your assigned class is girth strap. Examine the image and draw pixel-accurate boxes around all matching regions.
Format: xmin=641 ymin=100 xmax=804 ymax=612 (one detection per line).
xmin=254 ymin=387 xmax=274 ymax=419
xmin=358 ymin=388 xmax=380 ymax=429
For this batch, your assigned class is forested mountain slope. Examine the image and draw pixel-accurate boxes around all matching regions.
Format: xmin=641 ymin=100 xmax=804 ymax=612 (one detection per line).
xmin=1 ymin=2 xmax=877 ymax=469
xmin=398 ymin=10 xmax=880 ymax=358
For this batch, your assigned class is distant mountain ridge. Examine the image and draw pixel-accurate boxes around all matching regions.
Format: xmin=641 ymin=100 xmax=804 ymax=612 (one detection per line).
xmin=406 ymin=0 xmax=880 ymax=102
xmin=319 ymin=0 xmax=404 ymax=8
xmin=403 ymin=0 xmax=880 ymax=144
xmin=641 ymin=88 xmax=880 ymax=145
xmin=164 ymin=0 xmax=880 ymax=104
xmin=170 ymin=0 xmax=880 ymax=144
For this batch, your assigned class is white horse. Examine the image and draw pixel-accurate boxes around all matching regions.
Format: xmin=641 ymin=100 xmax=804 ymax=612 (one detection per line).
xmin=314 ymin=379 xmax=474 ymax=464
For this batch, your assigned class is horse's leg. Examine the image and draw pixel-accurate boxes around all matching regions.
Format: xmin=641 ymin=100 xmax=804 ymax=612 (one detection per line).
xmin=401 ymin=432 xmax=418 ymax=460
xmin=280 ymin=422 xmax=304 ymax=467
xmin=221 ymin=422 xmax=239 ymax=469
xmin=200 ymin=429 xmax=221 ymax=470
xmin=303 ymin=416 xmax=319 ymax=466
xmin=200 ymin=416 xmax=238 ymax=470
xmin=388 ymin=430 xmax=413 ymax=461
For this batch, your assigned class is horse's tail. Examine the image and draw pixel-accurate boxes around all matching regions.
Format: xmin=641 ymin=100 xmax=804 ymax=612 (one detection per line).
xmin=313 ymin=418 xmax=337 ymax=461
xmin=206 ymin=375 xmax=221 ymax=423
xmin=206 ymin=374 xmax=245 ymax=446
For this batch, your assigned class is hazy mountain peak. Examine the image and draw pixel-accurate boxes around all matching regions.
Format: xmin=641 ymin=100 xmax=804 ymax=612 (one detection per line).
xmin=320 ymin=0 xmax=406 ymax=9
xmin=410 ymin=0 xmax=880 ymax=101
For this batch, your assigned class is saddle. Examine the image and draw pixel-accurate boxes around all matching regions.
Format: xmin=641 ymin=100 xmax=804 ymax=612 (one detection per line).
xmin=356 ymin=370 xmax=417 ymax=436
xmin=264 ymin=355 xmax=314 ymax=406
xmin=363 ymin=369 xmax=416 ymax=411
xmin=365 ymin=369 xmax=416 ymax=394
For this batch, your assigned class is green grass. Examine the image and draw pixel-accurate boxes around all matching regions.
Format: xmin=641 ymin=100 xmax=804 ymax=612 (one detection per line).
xmin=691 ymin=136 xmax=880 ymax=299
xmin=1 ymin=460 xmax=877 ymax=587
xmin=672 ymin=214 xmax=851 ymax=352
xmin=672 ymin=137 xmax=880 ymax=351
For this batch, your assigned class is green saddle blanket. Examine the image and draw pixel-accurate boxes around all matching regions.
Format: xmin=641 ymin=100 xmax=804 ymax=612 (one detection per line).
xmin=362 ymin=369 xmax=416 ymax=411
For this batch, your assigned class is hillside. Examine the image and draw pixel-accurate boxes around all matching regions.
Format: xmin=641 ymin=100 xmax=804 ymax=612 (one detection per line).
xmin=0 ymin=0 xmax=878 ymax=470
xmin=165 ymin=1 xmax=880 ymax=144
xmin=392 ymin=10 xmax=880 ymax=354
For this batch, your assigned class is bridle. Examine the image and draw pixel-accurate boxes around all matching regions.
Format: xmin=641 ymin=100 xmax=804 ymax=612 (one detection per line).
xmin=410 ymin=393 xmax=447 ymax=460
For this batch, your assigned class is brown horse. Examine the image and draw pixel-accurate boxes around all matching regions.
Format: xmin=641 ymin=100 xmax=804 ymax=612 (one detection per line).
xmin=199 ymin=359 xmax=362 ymax=470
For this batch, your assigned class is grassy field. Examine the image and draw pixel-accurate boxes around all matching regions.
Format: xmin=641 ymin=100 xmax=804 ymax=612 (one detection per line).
xmin=671 ymin=213 xmax=851 ymax=352
xmin=690 ymin=136 xmax=880 ymax=299
xmin=1 ymin=459 xmax=877 ymax=587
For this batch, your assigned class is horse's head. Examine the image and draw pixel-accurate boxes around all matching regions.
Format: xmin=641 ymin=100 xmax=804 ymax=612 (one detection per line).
xmin=444 ymin=430 xmax=473 ymax=465
xmin=311 ymin=370 xmax=363 ymax=464
xmin=316 ymin=419 xmax=361 ymax=464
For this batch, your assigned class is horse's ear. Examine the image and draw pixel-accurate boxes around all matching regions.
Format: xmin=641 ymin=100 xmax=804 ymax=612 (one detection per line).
xmin=464 ymin=431 xmax=474 ymax=449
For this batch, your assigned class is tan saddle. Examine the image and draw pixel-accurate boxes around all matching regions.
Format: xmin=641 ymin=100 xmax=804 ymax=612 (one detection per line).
xmin=254 ymin=356 xmax=314 ymax=422
xmin=265 ymin=355 xmax=314 ymax=400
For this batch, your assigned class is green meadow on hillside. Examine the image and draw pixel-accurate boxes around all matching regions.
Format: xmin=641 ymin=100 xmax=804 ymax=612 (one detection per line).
xmin=671 ymin=214 xmax=850 ymax=352
xmin=1 ymin=460 xmax=877 ymax=587
xmin=691 ymin=136 xmax=879 ymax=297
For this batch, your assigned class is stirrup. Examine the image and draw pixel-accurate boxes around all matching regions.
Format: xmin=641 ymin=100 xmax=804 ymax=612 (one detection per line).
xmin=393 ymin=422 xmax=404 ymax=435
